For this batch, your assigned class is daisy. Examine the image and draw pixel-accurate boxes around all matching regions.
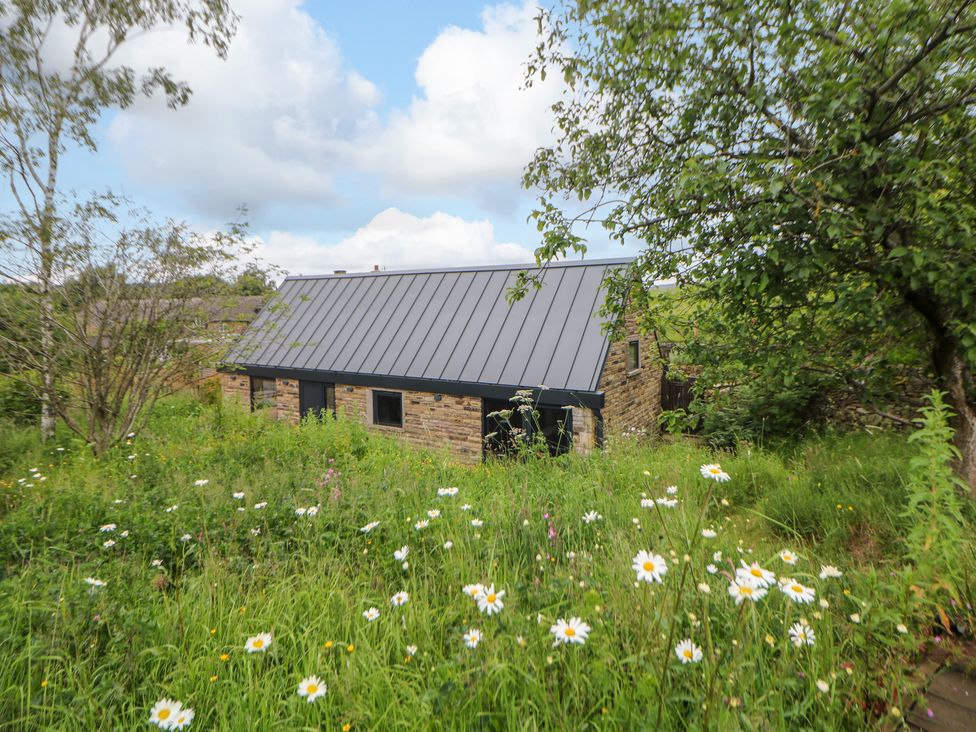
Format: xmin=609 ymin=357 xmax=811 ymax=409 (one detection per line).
xmin=727 ymin=578 xmax=768 ymax=604
xmin=666 ymin=485 xmax=678 ymax=495
xmin=249 ymin=528 xmax=261 ymax=536
xmin=697 ymin=582 xmax=711 ymax=594
xmin=427 ymin=509 xmax=441 ymax=519
xmin=151 ymin=559 xmax=163 ymax=568
xmin=84 ymin=577 xmax=106 ymax=588
xmin=393 ymin=545 xmax=409 ymax=562
xmin=463 ymin=628 xmax=482 ymax=648
xmin=99 ymin=523 xmax=117 ymax=532
xmin=460 ymin=504 xmax=472 ymax=511
xmin=470 ymin=519 xmax=483 ymax=528
xmin=390 ymin=591 xmax=409 ymax=607
xmin=438 ymin=486 xmax=459 ymax=497
xmin=816 ymin=679 xmax=830 ymax=694
xmin=307 ymin=505 xmax=319 ymax=516
xmin=780 ymin=579 xmax=816 ymax=604
xmin=103 ymin=539 xmax=116 ymax=548
xmin=700 ymin=464 xmax=731 ymax=482
xmin=171 ymin=707 xmax=194 ymax=730
xmin=675 ymin=639 xmax=703 ymax=664
xmin=297 ymin=675 xmax=327 ymax=703
xmin=736 ymin=561 xmax=776 ymax=588
xmin=363 ymin=607 xmax=380 ymax=622
xmin=443 ymin=541 xmax=453 ymax=550
xmin=233 ymin=492 xmax=245 ymax=500
xmin=550 ymin=617 xmax=591 ymax=646
xmin=149 ymin=699 xmax=182 ymax=728
xmin=414 ymin=519 xmax=429 ymax=530
xmin=706 ymin=563 xmax=718 ymax=574
xmin=120 ymin=530 xmax=129 ymax=538
xmin=406 ymin=644 xmax=418 ymax=656
xmin=194 ymin=479 xmax=209 ymax=487
xmin=701 ymin=528 xmax=717 ymax=538
xmin=582 ymin=511 xmax=602 ymax=524
xmin=245 ymin=633 xmax=273 ymax=653
xmin=360 ymin=521 xmax=380 ymax=533
xmin=779 ymin=549 xmax=798 ymax=565
xmin=632 ymin=550 xmax=668 ymax=583
xmin=164 ymin=505 xmax=178 ymax=513
xmin=640 ymin=498 xmax=655 ymax=509
xmin=788 ymin=621 xmax=816 ymax=647
xmin=180 ymin=534 xmax=193 ymax=543
xmin=819 ymin=564 xmax=843 ymax=579
xmin=476 ymin=585 xmax=505 ymax=615
xmin=462 ymin=583 xmax=485 ymax=600
xmin=295 ymin=507 xmax=307 ymax=517
xmin=254 ymin=502 xmax=268 ymax=510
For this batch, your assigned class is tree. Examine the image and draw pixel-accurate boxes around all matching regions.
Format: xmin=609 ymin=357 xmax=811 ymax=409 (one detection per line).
xmin=0 ymin=194 xmax=251 ymax=454
xmin=522 ymin=0 xmax=976 ymax=489
xmin=0 ymin=0 xmax=237 ymax=440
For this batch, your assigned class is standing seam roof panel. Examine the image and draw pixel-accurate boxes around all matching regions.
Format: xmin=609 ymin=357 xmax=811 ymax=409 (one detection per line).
xmin=249 ymin=278 xmax=324 ymax=367
xmin=396 ymin=272 xmax=467 ymax=377
xmin=271 ymin=277 xmax=352 ymax=369
xmin=356 ymin=274 xmax=431 ymax=374
xmin=455 ymin=270 xmax=522 ymax=384
xmin=329 ymin=273 xmax=400 ymax=372
xmin=299 ymin=275 xmax=384 ymax=371
xmin=497 ymin=267 xmax=568 ymax=387
xmin=374 ymin=273 xmax=445 ymax=375
xmin=344 ymin=274 xmax=416 ymax=374
xmin=425 ymin=270 xmax=499 ymax=381
xmin=474 ymin=270 xmax=548 ymax=385
xmin=566 ymin=269 xmax=616 ymax=391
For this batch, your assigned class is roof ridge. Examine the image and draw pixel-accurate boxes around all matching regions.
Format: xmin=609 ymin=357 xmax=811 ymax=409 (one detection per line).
xmin=282 ymin=257 xmax=635 ymax=281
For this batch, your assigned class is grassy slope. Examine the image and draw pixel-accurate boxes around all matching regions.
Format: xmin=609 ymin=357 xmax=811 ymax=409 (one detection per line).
xmin=0 ymin=397 xmax=922 ymax=730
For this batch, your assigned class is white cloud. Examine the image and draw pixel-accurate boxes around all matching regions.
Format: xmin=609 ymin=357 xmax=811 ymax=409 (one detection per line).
xmin=257 ymin=208 xmax=534 ymax=275
xmin=107 ymin=0 xmax=379 ymax=214
xmin=362 ymin=1 xmax=563 ymax=199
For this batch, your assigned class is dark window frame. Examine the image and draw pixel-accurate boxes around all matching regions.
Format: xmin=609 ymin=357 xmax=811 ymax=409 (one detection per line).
xmin=250 ymin=376 xmax=277 ymax=411
xmin=626 ymin=339 xmax=641 ymax=372
xmin=372 ymin=390 xmax=403 ymax=428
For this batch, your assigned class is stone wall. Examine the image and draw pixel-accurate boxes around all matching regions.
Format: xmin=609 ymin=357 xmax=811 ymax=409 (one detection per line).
xmin=571 ymin=406 xmax=599 ymax=456
xmin=597 ymin=308 xmax=663 ymax=437
xmin=220 ymin=372 xmax=250 ymax=405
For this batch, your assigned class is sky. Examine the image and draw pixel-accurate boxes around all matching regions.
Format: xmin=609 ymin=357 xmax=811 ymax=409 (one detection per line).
xmin=46 ymin=0 xmax=636 ymax=278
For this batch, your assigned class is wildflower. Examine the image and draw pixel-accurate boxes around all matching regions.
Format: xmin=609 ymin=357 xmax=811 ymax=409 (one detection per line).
xmin=297 ymin=675 xmax=327 ymax=703
xmin=471 ymin=519 xmax=484 ymax=528
xmin=194 ymin=479 xmax=209 ymax=487
xmin=438 ymin=487 xmax=459 ymax=497
xmin=788 ymin=621 xmax=816 ymax=647
xmin=816 ymin=679 xmax=830 ymax=694
xmin=245 ymin=633 xmax=273 ymax=653
xmin=477 ymin=585 xmax=505 ymax=615
xmin=414 ymin=519 xmax=429 ymax=530
xmin=254 ymin=502 xmax=267 ymax=510
xmin=120 ymin=530 xmax=129 ymax=538
xmin=406 ymin=644 xmax=417 ymax=657
xmin=462 ymin=583 xmax=485 ymax=600
xmin=632 ymin=550 xmax=668 ymax=583
xmin=675 ymin=639 xmax=703 ymax=664
xmin=250 ymin=528 xmax=261 ymax=536
xmin=463 ymin=628 xmax=482 ymax=648
xmin=516 ymin=635 xmax=526 ymax=648
xmin=849 ymin=613 xmax=861 ymax=624
xmin=233 ymin=492 xmax=245 ymax=500
xmin=149 ymin=699 xmax=182 ymax=728
xmin=697 ymin=582 xmax=711 ymax=594
xmin=307 ymin=505 xmax=319 ymax=516
xmin=896 ymin=623 xmax=908 ymax=634
xmin=180 ymin=534 xmax=193 ymax=542
xmin=582 ymin=511 xmax=602 ymax=524
xmin=363 ymin=607 xmax=380 ymax=622
xmin=728 ymin=578 xmax=768 ymax=604
xmin=390 ymin=591 xmax=409 ymax=607
xmin=640 ymin=498 xmax=654 ymax=509
xmin=84 ymin=577 xmax=106 ymax=588
xmin=295 ymin=507 xmax=307 ymax=517
xmin=736 ymin=561 xmax=776 ymax=588
xmin=151 ymin=559 xmax=163 ymax=568
xmin=460 ymin=504 xmax=472 ymax=511
xmin=426 ymin=509 xmax=441 ymax=520
xmin=360 ymin=521 xmax=380 ymax=533
xmin=443 ymin=541 xmax=453 ymax=550
xmin=99 ymin=523 xmax=117 ymax=533
xmin=220 ymin=654 xmax=230 ymax=661
xmin=666 ymin=485 xmax=678 ymax=495
xmin=706 ymin=564 xmax=718 ymax=574
xmin=165 ymin=505 xmax=178 ymax=513
xmin=701 ymin=529 xmax=717 ymax=539
xmin=780 ymin=579 xmax=816 ymax=604
xmin=778 ymin=549 xmax=798 ymax=565
xmin=700 ymin=464 xmax=731 ymax=482
xmin=656 ymin=498 xmax=678 ymax=508
xmin=713 ymin=551 xmax=723 ymax=562
xmin=393 ymin=546 xmax=409 ymax=562
xmin=171 ymin=707 xmax=194 ymax=730
xmin=550 ymin=617 xmax=591 ymax=646
xmin=819 ymin=565 xmax=842 ymax=579
xmin=103 ymin=539 xmax=116 ymax=548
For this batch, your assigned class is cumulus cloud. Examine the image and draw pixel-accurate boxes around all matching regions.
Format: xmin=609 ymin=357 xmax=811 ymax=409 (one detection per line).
xmin=107 ymin=0 xmax=380 ymax=214
xmin=362 ymin=1 xmax=563 ymax=199
xmin=256 ymin=208 xmax=534 ymax=276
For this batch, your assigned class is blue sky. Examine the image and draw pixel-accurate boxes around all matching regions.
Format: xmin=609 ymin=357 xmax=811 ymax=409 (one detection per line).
xmin=53 ymin=0 xmax=632 ymax=276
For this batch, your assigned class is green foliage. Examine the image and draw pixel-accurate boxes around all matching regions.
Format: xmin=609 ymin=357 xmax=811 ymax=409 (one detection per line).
xmin=0 ymin=375 xmax=41 ymax=426
xmin=0 ymin=396 xmax=949 ymax=729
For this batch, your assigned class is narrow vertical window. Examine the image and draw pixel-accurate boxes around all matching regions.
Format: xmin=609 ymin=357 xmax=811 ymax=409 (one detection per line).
xmin=627 ymin=340 xmax=641 ymax=371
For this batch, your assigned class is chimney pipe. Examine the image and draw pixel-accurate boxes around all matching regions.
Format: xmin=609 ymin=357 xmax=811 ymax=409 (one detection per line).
xmin=373 ymin=264 xmax=380 ymax=272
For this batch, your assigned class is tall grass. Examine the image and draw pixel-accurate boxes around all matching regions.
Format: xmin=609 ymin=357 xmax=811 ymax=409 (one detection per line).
xmin=0 ymin=396 xmax=946 ymax=729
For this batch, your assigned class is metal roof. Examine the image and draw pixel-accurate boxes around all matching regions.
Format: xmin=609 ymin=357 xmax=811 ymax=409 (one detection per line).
xmin=225 ymin=258 xmax=633 ymax=401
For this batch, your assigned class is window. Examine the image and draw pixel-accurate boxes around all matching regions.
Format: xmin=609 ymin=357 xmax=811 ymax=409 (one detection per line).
xmin=372 ymin=390 xmax=403 ymax=428
xmin=627 ymin=340 xmax=641 ymax=371
xmin=250 ymin=377 xmax=277 ymax=410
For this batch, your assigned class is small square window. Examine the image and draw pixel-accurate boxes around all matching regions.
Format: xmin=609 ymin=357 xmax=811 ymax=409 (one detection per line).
xmin=373 ymin=390 xmax=403 ymax=428
xmin=250 ymin=376 xmax=277 ymax=410
xmin=627 ymin=340 xmax=641 ymax=371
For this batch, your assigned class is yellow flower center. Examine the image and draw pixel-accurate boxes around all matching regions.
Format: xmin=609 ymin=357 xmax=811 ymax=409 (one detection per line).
xmin=253 ymin=639 xmax=264 ymax=648
xmin=487 ymin=594 xmax=497 ymax=603
xmin=792 ymin=585 xmax=803 ymax=593
xmin=750 ymin=568 xmax=762 ymax=578
xmin=643 ymin=561 xmax=655 ymax=572
xmin=741 ymin=586 xmax=753 ymax=596
xmin=683 ymin=649 xmax=693 ymax=658
xmin=307 ymin=684 xmax=318 ymax=694
xmin=565 ymin=627 xmax=576 ymax=637
xmin=159 ymin=709 xmax=171 ymax=720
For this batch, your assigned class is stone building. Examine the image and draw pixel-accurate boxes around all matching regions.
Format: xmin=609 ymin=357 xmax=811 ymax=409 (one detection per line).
xmin=220 ymin=259 xmax=666 ymax=462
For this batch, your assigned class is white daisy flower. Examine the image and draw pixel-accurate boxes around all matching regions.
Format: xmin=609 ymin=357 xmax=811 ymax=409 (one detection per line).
xmin=393 ymin=546 xmax=409 ymax=562
xmin=632 ymin=550 xmax=668 ymax=584
xmin=582 ymin=511 xmax=602 ymax=524
xmin=363 ymin=607 xmax=380 ymax=622
xmin=666 ymin=485 xmax=678 ymax=495
xmin=476 ymin=585 xmax=505 ymax=615
xmin=438 ymin=486 xmax=459 ymax=497
xmin=427 ymin=509 xmax=441 ymax=519
xmin=443 ymin=541 xmax=453 ymax=550
xmin=171 ymin=706 xmax=194 ymax=730
xmin=149 ymin=698 xmax=182 ymax=728
xmin=728 ymin=578 xmax=768 ymax=604
xmin=297 ymin=675 xmax=327 ymax=703
xmin=675 ymin=638 xmax=703 ymax=663
xmin=462 ymin=583 xmax=485 ymax=600
xmin=390 ymin=591 xmax=409 ymax=607
xmin=164 ymin=505 xmax=178 ymax=513
xmin=697 ymin=582 xmax=711 ymax=594
xmin=460 ymin=504 xmax=472 ymax=511
xmin=120 ymin=530 xmax=129 ymax=538
xmin=307 ymin=505 xmax=319 ymax=516
xmin=816 ymin=679 xmax=830 ymax=693
xmin=99 ymin=524 xmax=117 ymax=533
xmin=779 ymin=549 xmax=798 ymax=565
xmin=788 ymin=621 xmax=816 ymax=647
xmin=819 ymin=564 xmax=842 ymax=579
xmin=406 ymin=644 xmax=418 ymax=656
xmin=151 ymin=559 xmax=163 ymax=568
xmin=640 ymin=498 xmax=655 ymax=509
xmin=706 ymin=563 xmax=718 ymax=574
xmin=232 ymin=492 xmax=245 ymax=500
xmin=295 ymin=507 xmax=307 ymax=517
xmin=550 ymin=617 xmax=591 ymax=646
xmin=194 ymin=479 xmax=209 ymax=487
xmin=849 ymin=613 xmax=861 ymax=624
xmin=780 ymin=579 xmax=816 ymax=604
xmin=463 ymin=628 xmax=482 ymax=649
xmin=470 ymin=518 xmax=483 ymax=528
xmin=713 ymin=551 xmax=723 ymax=562
xmin=253 ymin=502 xmax=268 ymax=510
xmin=245 ymin=632 xmax=273 ymax=653
xmin=700 ymin=464 xmax=731 ymax=482
xmin=736 ymin=561 xmax=776 ymax=588
xmin=414 ymin=519 xmax=429 ymax=530
xmin=249 ymin=528 xmax=261 ymax=536
xmin=103 ymin=539 xmax=116 ymax=548
xmin=701 ymin=528 xmax=717 ymax=538
xmin=896 ymin=623 xmax=908 ymax=634
xmin=180 ymin=534 xmax=193 ymax=543
xmin=84 ymin=577 xmax=106 ymax=588
xmin=656 ymin=498 xmax=679 ymax=508
xmin=360 ymin=521 xmax=380 ymax=533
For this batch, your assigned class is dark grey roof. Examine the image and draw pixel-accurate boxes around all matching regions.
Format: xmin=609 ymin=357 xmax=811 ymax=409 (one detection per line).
xmin=226 ymin=258 xmax=633 ymax=397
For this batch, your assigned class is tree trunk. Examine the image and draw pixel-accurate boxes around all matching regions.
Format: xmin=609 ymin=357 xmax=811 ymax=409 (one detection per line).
xmin=944 ymin=352 xmax=976 ymax=493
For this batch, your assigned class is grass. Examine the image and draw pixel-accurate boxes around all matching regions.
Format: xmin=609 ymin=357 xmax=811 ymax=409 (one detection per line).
xmin=0 ymin=395 xmax=945 ymax=729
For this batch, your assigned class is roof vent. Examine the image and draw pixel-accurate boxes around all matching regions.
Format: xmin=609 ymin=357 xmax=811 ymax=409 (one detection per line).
xmin=373 ymin=265 xmax=380 ymax=272
xmin=333 ymin=269 xmax=346 ymax=275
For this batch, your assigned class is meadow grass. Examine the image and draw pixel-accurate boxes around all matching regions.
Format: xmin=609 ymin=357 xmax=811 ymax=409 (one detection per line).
xmin=0 ymin=397 xmax=938 ymax=729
